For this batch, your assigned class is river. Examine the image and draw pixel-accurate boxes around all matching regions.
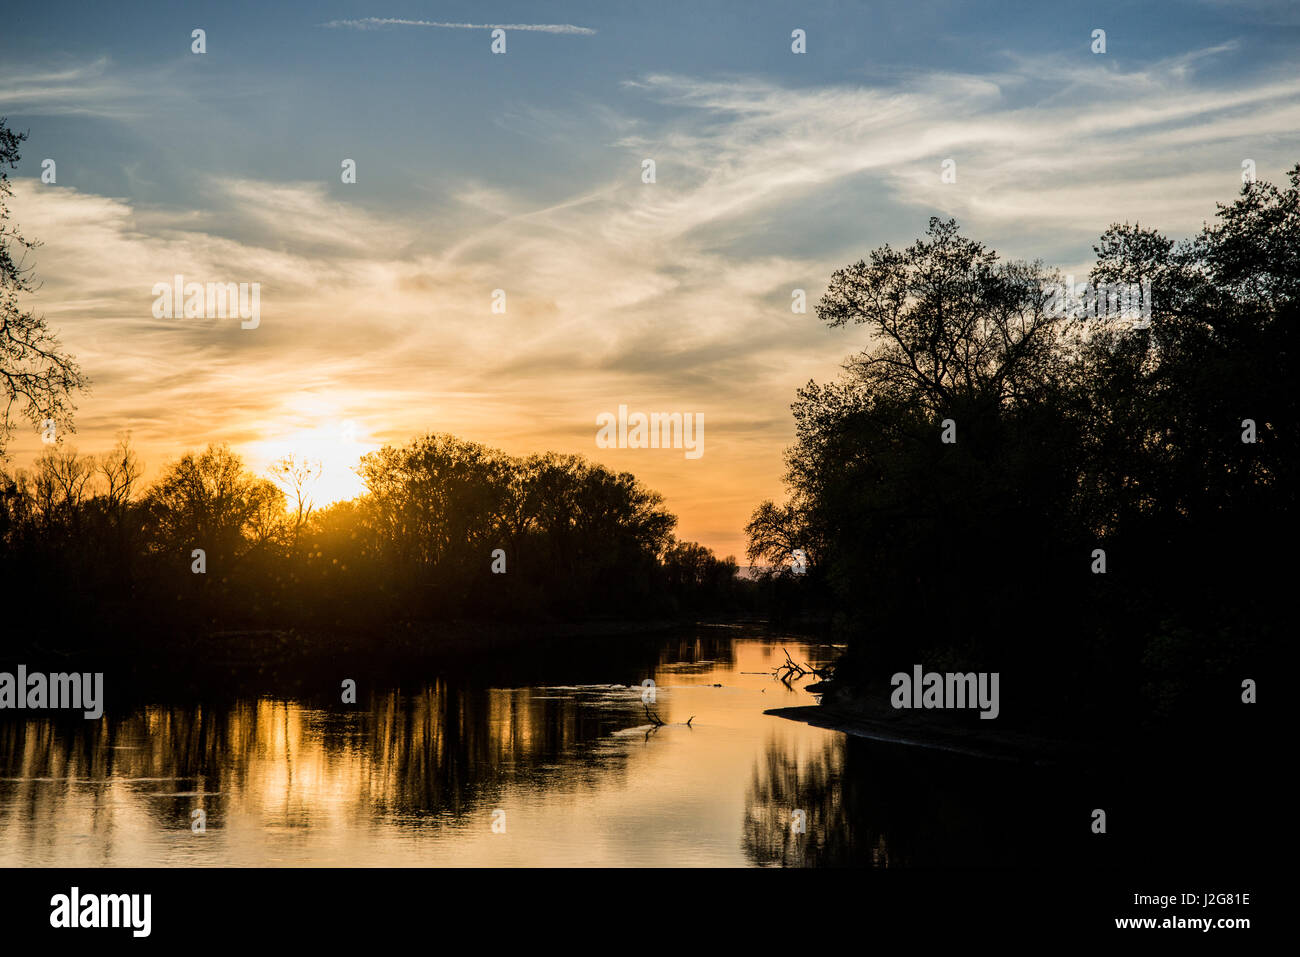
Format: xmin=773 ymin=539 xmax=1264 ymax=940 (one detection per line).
xmin=0 ymin=629 xmax=1050 ymax=867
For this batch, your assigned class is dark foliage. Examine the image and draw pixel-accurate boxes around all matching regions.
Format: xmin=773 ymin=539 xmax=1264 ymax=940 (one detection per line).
xmin=748 ymin=169 xmax=1295 ymax=737
xmin=1 ymin=433 xmax=748 ymax=647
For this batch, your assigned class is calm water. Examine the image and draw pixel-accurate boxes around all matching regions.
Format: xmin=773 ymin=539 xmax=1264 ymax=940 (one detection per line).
xmin=0 ymin=631 xmax=1051 ymax=867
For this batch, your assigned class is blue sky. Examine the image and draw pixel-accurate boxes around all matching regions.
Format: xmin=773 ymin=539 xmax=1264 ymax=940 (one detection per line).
xmin=3 ymin=1 xmax=1299 ymax=554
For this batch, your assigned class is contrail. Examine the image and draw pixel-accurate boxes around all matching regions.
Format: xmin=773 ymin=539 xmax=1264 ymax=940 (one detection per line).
xmin=321 ymin=17 xmax=596 ymax=36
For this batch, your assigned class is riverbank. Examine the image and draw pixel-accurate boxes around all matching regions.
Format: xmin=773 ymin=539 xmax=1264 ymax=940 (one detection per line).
xmin=764 ymin=702 xmax=1089 ymax=764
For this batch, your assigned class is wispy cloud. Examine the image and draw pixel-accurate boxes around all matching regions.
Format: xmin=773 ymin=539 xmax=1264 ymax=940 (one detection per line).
xmin=0 ymin=57 xmax=137 ymax=116
xmin=8 ymin=41 xmax=1298 ymax=556
xmin=616 ymin=45 xmax=1300 ymax=259
xmin=320 ymin=18 xmax=596 ymax=36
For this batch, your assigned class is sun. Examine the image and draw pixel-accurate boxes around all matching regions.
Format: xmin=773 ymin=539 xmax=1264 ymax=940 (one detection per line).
xmin=247 ymin=420 xmax=374 ymax=509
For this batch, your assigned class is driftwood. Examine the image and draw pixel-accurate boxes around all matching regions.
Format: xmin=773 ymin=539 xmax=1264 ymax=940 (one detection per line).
xmin=642 ymin=702 xmax=664 ymax=741
xmin=641 ymin=702 xmax=695 ymax=740
xmin=772 ymin=648 xmax=834 ymax=688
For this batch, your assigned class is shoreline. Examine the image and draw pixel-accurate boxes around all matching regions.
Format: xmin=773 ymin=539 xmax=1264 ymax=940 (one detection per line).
xmin=764 ymin=697 xmax=1103 ymax=765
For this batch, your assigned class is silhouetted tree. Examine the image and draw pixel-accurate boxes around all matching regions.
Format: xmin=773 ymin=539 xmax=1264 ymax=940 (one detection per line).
xmin=142 ymin=444 xmax=285 ymax=567
xmin=752 ymin=170 xmax=1295 ymax=735
xmin=0 ymin=118 xmax=85 ymax=456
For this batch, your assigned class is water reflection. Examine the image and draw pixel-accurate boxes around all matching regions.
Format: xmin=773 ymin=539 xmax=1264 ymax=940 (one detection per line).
xmin=741 ymin=733 xmax=1055 ymax=867
xmin=0 ymin=634 xmax=1049 ymax=867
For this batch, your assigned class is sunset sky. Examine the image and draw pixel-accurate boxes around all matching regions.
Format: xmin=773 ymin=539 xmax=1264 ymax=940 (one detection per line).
xmin=3 ymin=0 xmax=1298 ymax=557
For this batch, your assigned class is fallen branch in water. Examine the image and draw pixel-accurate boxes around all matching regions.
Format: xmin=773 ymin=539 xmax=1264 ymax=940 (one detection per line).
xmin=772 ymin=648 xmax=834 ymax=688
xmin=639 ymin=703 xmax=697 ymax=740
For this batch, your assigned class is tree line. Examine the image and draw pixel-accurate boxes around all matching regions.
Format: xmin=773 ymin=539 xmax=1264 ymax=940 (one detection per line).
xmin=748 ymin=167 xmax=1295 ymax=737
xmin=1 ymin=433 xmax=748 ymax=643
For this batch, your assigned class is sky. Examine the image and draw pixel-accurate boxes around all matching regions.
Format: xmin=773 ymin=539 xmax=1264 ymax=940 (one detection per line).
xmin=2 ymin=0 xmax=1298 ymax=558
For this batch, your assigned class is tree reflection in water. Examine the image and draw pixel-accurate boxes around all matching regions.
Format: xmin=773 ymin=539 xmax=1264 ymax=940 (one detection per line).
xmin=743 ymin=734 xmax=1057 ymax=867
